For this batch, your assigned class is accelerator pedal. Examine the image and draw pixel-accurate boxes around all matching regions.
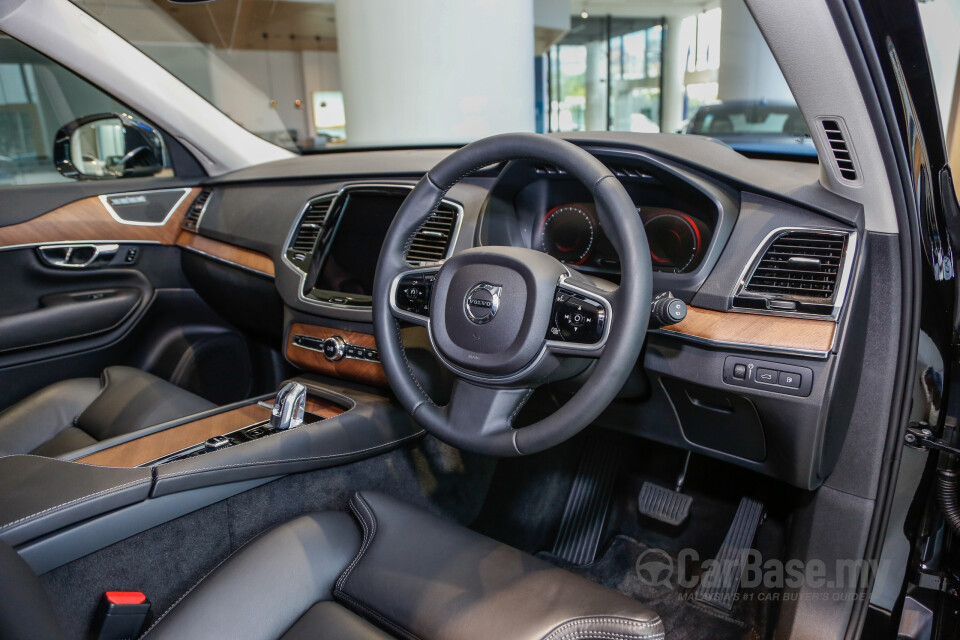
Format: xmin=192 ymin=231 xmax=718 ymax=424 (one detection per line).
xmin=637 ymin=482 xmax=693 ymax=526
xmin=694 ymin=497 xmax=765 ymax=611
xmin=551 ymin=438 xmax=621 ymax=566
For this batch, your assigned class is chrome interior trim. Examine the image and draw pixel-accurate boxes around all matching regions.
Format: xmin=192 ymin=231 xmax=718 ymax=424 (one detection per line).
xmin=191 ymin=188 xmax=214 ymax=230
xmin=281 ymin=182 xmax=464 ymax=311
xmin=0 ymin=239 xmax=162 ymax=253
xmin=37 ymin=243 xmax=119 ymax=268
xmin=731 ymin=226 xmax=858 ymax=321
xmin=98 ymin=188 xmax=192 ymax=226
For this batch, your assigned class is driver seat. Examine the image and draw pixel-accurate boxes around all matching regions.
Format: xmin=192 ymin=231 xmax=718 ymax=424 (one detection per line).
xmin=2 ymin=491 xmax=664 ymax=640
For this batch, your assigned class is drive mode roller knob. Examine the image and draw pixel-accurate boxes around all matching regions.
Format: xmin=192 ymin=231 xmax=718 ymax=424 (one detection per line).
xmin=322 ymin=335 xmax=346 ymax=361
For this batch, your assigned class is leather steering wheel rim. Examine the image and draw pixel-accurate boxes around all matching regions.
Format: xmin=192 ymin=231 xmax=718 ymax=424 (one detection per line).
xmin=373 ymin=133 xmax=651 ymax=456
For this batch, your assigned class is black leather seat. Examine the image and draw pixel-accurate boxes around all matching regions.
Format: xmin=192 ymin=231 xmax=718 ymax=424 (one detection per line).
xmin=0 ymin=366 xmax=214 ymax=457
xmin=143 ymin=491 xmax=663 ymax=639
xmin=1 ymin=491 xmax=664 ymax=639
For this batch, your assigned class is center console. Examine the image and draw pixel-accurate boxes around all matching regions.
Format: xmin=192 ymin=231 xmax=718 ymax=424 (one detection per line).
xmin=0 ymin=377 xmax=422 ymax=571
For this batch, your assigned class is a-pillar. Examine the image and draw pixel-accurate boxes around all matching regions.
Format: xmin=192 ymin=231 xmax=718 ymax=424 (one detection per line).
xmin=334 ymin=0 xmax=536 ymax=146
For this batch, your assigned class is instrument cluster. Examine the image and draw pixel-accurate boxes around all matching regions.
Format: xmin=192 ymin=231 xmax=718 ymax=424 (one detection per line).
xmin=538 ymin=202 xmax=712 ymax=274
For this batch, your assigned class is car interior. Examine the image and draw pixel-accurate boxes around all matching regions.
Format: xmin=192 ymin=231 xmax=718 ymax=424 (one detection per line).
xmin=0 ymin=0 xmax=959 ymax=638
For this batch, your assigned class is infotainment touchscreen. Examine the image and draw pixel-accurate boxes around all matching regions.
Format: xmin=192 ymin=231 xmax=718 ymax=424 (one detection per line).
xmin=311 ymin=191 xmax=402 ymax=297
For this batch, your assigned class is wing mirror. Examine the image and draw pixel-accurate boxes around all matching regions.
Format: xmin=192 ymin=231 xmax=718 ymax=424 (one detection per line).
xmin=53 ymin=113 xmax=165 ymax=180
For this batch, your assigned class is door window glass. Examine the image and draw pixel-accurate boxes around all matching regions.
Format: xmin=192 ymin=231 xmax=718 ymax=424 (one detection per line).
xmin=0 ymin=32 xmax=170 ymax=186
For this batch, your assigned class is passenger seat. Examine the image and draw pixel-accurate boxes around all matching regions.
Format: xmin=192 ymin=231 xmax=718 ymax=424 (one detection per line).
xmin=0 ymin=366 xmax=214 ymax=457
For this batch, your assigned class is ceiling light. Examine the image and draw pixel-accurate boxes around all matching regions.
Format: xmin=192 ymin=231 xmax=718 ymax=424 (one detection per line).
xmin=581 ymin=10 xmax=589 ymax=19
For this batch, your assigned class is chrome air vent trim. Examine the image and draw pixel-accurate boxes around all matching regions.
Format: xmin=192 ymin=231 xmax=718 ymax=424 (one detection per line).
xmin=732 ymin=227 xmax=857 ymax=321
xmin=281 ymin=183 xmax=463 ymax=311
xmin=287 ymin=194 xmax=336 ymax=265
xmin=181 ymin=188 xmax=213 ymax=231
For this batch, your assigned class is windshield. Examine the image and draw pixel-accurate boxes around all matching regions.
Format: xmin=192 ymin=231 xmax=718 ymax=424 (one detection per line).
xmin=68 ymin=0 xmax=813 ymax=158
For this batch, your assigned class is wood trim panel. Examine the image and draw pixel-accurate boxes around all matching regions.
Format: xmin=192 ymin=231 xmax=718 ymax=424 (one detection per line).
xmin=76 ymin=397 xmax=343 ymax=468
xmin=176 ymin=230 xmax=275 ymax=277
xmin=0 ymin=188 xmax=200 ymax=247
xmin=287 ymin=323 xmax=389 ymax=388
xmin=662 ymin=306 xmax=836 ymax=353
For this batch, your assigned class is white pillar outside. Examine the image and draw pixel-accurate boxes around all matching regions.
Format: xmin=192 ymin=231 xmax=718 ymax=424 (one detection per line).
xmin=584 ymin=41 xmax=607 ymax=131
xmin=717 ymin=0 xmax=792 ymax=103
xmin=660 ymin=15 xmax=688 ymax=133
xmin=334 ymin=0 xmax=536 ymax=146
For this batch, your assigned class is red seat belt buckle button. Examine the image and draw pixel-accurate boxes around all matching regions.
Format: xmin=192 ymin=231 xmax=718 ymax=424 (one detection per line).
xmin=95 ymin=592 xmax=150 ymax=640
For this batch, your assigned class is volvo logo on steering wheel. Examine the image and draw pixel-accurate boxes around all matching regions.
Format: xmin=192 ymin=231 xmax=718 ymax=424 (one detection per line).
xmin=464 ymin=283 xmax=502 ymax=325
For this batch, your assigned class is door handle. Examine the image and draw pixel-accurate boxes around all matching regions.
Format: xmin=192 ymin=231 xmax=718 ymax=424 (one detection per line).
xmin=37 ymin=243 xmax=120 ymax=268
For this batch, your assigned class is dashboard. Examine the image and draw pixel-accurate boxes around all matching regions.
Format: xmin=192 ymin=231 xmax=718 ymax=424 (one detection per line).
xmin=176 ymin=132 xmax=866 ymax=490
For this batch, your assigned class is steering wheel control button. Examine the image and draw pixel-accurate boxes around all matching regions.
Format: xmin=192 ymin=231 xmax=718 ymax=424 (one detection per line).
xmin=722 ymin=356 xmax=813 ymax=397
xmin=464 ymin=282 xmax=502 ymax=325
xmin=396 ymin=272 xmax=436 ymax=316
xmin=549 ymin=290 xmax=605 ymax=344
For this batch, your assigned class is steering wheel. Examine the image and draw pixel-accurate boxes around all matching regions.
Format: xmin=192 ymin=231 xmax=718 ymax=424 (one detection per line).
xmin=373 ymin=133 xmax=651 ymax=456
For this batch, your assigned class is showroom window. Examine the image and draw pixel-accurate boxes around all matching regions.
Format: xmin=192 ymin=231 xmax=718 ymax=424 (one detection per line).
xmin=67 ymin=0 xmax=812 ymax=159
xmin=0 ymin=33 xmax=171 ymax=186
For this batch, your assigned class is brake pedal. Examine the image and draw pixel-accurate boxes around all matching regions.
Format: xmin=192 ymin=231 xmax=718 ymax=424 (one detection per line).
xmin=551 ymin=438 xmax=621 ymax=566
xmin=694 ymin=497 xmax=765 ymax=611
xmin=637 ymin=482 xmax=693 ymax=526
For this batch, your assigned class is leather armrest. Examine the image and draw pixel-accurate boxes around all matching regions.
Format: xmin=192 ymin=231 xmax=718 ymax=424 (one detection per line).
xmin=0 ymin=455 xmax=151 ymax=546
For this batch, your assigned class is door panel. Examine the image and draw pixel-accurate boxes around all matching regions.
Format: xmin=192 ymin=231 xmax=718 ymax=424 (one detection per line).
xmin=0 ymin=187 xmax=199 ymax=247
xmin=0 ymin=287 xmax=142 ymax=352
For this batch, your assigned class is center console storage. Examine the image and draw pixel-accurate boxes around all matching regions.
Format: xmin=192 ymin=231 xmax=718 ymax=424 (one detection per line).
xmin=0 ymin=378 xmax=422 ymax=569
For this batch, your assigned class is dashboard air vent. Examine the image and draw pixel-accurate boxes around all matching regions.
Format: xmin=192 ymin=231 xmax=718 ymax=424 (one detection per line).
xmin=289 ymin=196 xmax=333 ymax=253
xmin=738 ymin=230 xmax=849 ymax=315
xmin=607 ymin=164 xmax=653 ymax=180
xmin=405 ymin=203 xmax=459 ymax=265
xmin=533 ymin=163 xmax=566 ymax=176
xmin=820 ymin=119 xmax=858 ymax=182
xmin=181 ymin=188 xmax=212 ymax=231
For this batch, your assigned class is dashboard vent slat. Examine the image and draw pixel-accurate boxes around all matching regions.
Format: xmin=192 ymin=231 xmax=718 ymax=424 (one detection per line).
xmin=181 ymin=188 xmax=212 ymax=231
xmin=405 ymin=203 xmax=459 ymax=265
xmin=743 ymin=230 xmax=848 ymax=307
xmin=289 ymin=196 xmax=334 ymax=253
xmin=820 ymin=119 xmax=859 ymax=183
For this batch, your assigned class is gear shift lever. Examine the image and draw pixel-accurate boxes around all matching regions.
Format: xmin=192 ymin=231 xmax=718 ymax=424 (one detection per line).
xmin=270 ymin=382 xmax=307 ymax=431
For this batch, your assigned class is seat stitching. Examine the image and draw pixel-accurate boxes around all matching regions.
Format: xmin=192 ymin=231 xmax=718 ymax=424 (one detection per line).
xmin=0 ymin=477 xmax=151 ymax=533
xmin=548 ymin=633 xmax=665 ymax=640
xmin=156 ymin=431 xmax=424 ymax=480
xmin=541 ymin=616 xmax=664 ymax=640
xmin=333 ymin=494 xmax=421 ymax=640
xmin=335 ymin=493 xmax=375 ymax=592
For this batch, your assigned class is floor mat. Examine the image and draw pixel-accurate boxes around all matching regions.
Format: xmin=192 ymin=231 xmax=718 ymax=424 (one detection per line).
xmin=542 ymin=535 xmax=772 ymax=640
